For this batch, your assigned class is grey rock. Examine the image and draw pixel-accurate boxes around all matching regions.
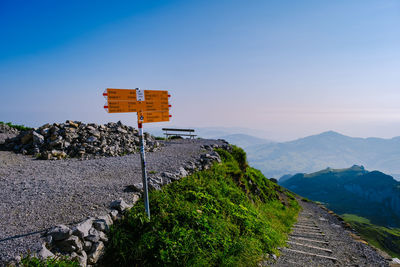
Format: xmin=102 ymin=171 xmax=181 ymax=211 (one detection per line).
xmin=83 ymin=240 xmax=93 ymax=252
xmin=179 ymin=167 xmax=188 ymax=177
xmin=133 ymin=182 xmax=143 ymax=191
xmin=32 ymin=131 xmax=44 ymax=145
xmin=98 ymin=214 xmax=113 ymax=227
xmin=37 ymin=243 xmax=54 ymax=259
xmin=149 ymin=181 xmax=161 ymax=190
xmin=132 ymin=193 xmax=140 ymax=205
xmin=57 ymin=235 xmax=83 ymax=253
xmin=73 ymin=218 xmax=94 ymax=239
xmin=85 ymin=228 xmax=101 ymax=243
xmin=162 ymin=171 xmax=178 ymax=181
xmin=110 ymin=198 xmax=132 ymax=212
xmin=110 ymin=209 xmax=119 ymax=221
xmin=47 ymin=224 xmax=72 ymax=241
xmin=86 ymin=136 xmax=97 ymax=143
xmin=88 ymin=241 xmax=105 ymax=264
xmin=93 ymin=215 xmax=112 ymax=232
xmin=71 ymin=251 xmax=87 ymax=267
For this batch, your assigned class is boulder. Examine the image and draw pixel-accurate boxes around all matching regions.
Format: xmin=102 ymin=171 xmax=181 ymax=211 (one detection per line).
xmin=110 ymin=199 xmax=132 ymax=212
xmin=73 ymin=218 xmax=94 ymax=239
xmin=37 ymin=243 xmax=54 ymax=260
xmin=88 ymin=241 xmax=105 ymax=264
xmin=46 ymin=224 xmax=72 ymax=241
xmin=57 ymin=235 xmax=83 ymax=253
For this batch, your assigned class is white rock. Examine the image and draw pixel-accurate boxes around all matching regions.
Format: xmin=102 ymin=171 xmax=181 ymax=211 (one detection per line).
xmin=73 ymin=218 xmax=94 ymax=238
xmin=179 ymin=167 xmax=188 ymax=177
xmin=37 ymin=243 xmax=54 ymax=259
xmin=110 ymin=209 xmax=119 ymax=221
xmin=110 ymin=198 xmax=132 ymax=212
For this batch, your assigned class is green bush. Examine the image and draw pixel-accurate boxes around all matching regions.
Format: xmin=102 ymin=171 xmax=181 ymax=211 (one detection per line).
xmin=102 ymin=147 xmax=300 ymax=266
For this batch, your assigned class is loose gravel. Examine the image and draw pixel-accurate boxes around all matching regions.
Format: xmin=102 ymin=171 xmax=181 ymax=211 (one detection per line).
xmin=0 ymin=138 xmax=224 ymax=264
xmin=271 ymin=198 xmax=390 ymax=266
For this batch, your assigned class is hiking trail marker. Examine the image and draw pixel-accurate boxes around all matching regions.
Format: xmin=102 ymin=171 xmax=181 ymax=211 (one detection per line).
xmin=103 ymin=88 xmax=171 ymax=219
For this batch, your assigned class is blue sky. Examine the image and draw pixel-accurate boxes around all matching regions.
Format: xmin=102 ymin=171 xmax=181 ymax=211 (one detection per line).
xmin=1 ymin=0 xmax=399 ymax=140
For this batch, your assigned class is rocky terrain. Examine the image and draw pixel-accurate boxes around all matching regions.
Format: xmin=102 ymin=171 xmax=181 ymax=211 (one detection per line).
xmin=0 ymin=122 xmax=228 ymax=266
xmin=2 ymin=121 xmax=160 ymax=160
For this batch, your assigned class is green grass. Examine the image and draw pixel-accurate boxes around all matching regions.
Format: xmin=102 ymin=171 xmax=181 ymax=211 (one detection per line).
xmin=20 ymin=254 xmax=78 ymax=267
xmin=0 ymin=121 xmax=32 ymax=131
xmin=342 ymin=214 xmax=400 ymax=258
xmin=102 ymin=146 xmax=300 ymax=266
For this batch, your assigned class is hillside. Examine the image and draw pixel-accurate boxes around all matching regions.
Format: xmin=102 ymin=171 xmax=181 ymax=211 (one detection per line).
xmin=102 ymin=146 xmax=300 ymax=266
xmin=342 ymin=214 xmax=400 ymax=258
xmin=279 ymin=165 xmax=400 ymax=227
xmin=246 ymin=131 xmax=400 ymax=180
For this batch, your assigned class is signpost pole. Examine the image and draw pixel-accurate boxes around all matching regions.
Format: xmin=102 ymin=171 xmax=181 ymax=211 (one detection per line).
xmin=138 ymin=121 xmax=150 ymax=219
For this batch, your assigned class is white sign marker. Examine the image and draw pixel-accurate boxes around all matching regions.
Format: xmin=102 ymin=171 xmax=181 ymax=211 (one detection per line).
xmin=136 ymin=89 xmax=145 ymax=101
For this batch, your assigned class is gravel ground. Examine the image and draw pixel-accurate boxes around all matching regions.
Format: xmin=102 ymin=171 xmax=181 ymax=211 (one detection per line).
xmin=271 ymin=198 xmax=390 ymax=266
xmin=0 ymin=138 xmax=224 ymax=264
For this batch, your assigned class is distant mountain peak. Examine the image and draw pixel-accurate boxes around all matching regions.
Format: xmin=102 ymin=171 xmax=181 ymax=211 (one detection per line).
xmin=318 ymin=130 xmax=344 ymax=137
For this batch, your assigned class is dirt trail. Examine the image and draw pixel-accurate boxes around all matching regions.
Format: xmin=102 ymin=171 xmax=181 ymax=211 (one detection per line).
xmin=272 ymin=199 xmax=390 ymax=266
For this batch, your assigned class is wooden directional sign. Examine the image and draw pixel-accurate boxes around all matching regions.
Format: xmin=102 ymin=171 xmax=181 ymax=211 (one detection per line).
xmin=102 ymin=87 xmax=171 ymax=220
xmin=106 ymin=88 xmax=137 ymax=100
xmin=106 ymin=101 xmax=141 ymax=113
xmin=104 ymin=88 xmax=170 ymax=113
xmin=138 ymin=110 xmax=170 ymax=123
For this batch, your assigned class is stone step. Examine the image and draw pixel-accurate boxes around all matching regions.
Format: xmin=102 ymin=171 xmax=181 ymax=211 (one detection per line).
xmin=289 ymin=236 xmax=330 ymax=245
xmin=287 ymin=241 xmax=333 ymax=253
xmin=283 ymin=248 xmax=338 ymax=262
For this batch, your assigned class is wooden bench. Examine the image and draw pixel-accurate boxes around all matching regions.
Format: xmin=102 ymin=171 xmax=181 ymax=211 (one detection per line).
xmin=162 ymin=128 xmax=196 ymax=139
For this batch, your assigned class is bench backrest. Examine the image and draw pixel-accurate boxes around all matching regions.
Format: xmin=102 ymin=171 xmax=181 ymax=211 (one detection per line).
xmin=162 ymin=128 xmax=195 ymax=132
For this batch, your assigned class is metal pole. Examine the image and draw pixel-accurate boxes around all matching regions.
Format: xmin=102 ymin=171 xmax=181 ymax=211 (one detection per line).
xmin=138 ymin=122 xmax=150 ymax=219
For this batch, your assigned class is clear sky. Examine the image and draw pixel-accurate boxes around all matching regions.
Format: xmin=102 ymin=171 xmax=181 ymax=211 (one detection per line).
xmin=1 ymin=0 xmax=399 ymax=141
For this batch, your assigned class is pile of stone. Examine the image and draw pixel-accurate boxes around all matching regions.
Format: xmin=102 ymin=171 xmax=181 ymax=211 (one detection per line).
xmin=0 ymin=123 xmax=20 ymax=135
xmin=39 ymin=197 xmax=139 ymax=266
xmin=3 ymin=120 xmax=160 ymax=160
xmin=0 ymin=123 xmax=20 ymax=145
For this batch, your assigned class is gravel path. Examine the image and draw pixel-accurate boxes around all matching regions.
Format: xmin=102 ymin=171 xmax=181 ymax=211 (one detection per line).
xmin=272 ymin=199 xmax=390 ymax=266
xmin=0 ymin=139 xmax=224 ymax=264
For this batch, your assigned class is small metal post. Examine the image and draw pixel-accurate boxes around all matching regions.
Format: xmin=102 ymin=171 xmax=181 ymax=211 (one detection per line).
xmin=138 ymin=122 xmax=150 ymax=219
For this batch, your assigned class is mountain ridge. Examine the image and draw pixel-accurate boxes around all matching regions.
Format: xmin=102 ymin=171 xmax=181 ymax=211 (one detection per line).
xmin=279 ymin=165 xmax=400 ymax=228
xmin=245 ymin=131 xmax=400 ymax=180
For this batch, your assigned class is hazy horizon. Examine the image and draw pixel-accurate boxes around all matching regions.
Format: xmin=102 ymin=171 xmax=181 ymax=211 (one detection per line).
xmin=1 ymin=1 xmax=399 ymax=141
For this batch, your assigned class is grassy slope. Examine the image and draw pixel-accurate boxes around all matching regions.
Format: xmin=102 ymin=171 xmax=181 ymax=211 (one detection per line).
xmin=342 ymin=214 xmax=400 ymax=258
xmin=102 ymin=146 xmax=300 ymax=266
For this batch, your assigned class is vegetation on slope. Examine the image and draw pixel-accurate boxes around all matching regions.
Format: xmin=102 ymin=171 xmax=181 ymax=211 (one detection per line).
xmin=342 ymin=214 xmax=400 ymax=258
xmin=102 ymin=146 xmax=300 ymax=266
xmin=20 ymin=254 xmax=79 ymax=267
xmin=0 ymin=121 xmax=32 ymax=131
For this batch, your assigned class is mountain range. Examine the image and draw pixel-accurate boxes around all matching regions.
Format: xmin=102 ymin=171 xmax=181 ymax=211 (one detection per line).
xmin=280 ymin=165 xmax=400 ymax=228
xmin=244 ymin=131 xmax=400 ymax=180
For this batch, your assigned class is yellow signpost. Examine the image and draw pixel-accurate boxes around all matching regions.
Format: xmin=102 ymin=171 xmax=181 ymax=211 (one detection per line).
xmin=103 ymin=88 xmax=171 ymax=219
